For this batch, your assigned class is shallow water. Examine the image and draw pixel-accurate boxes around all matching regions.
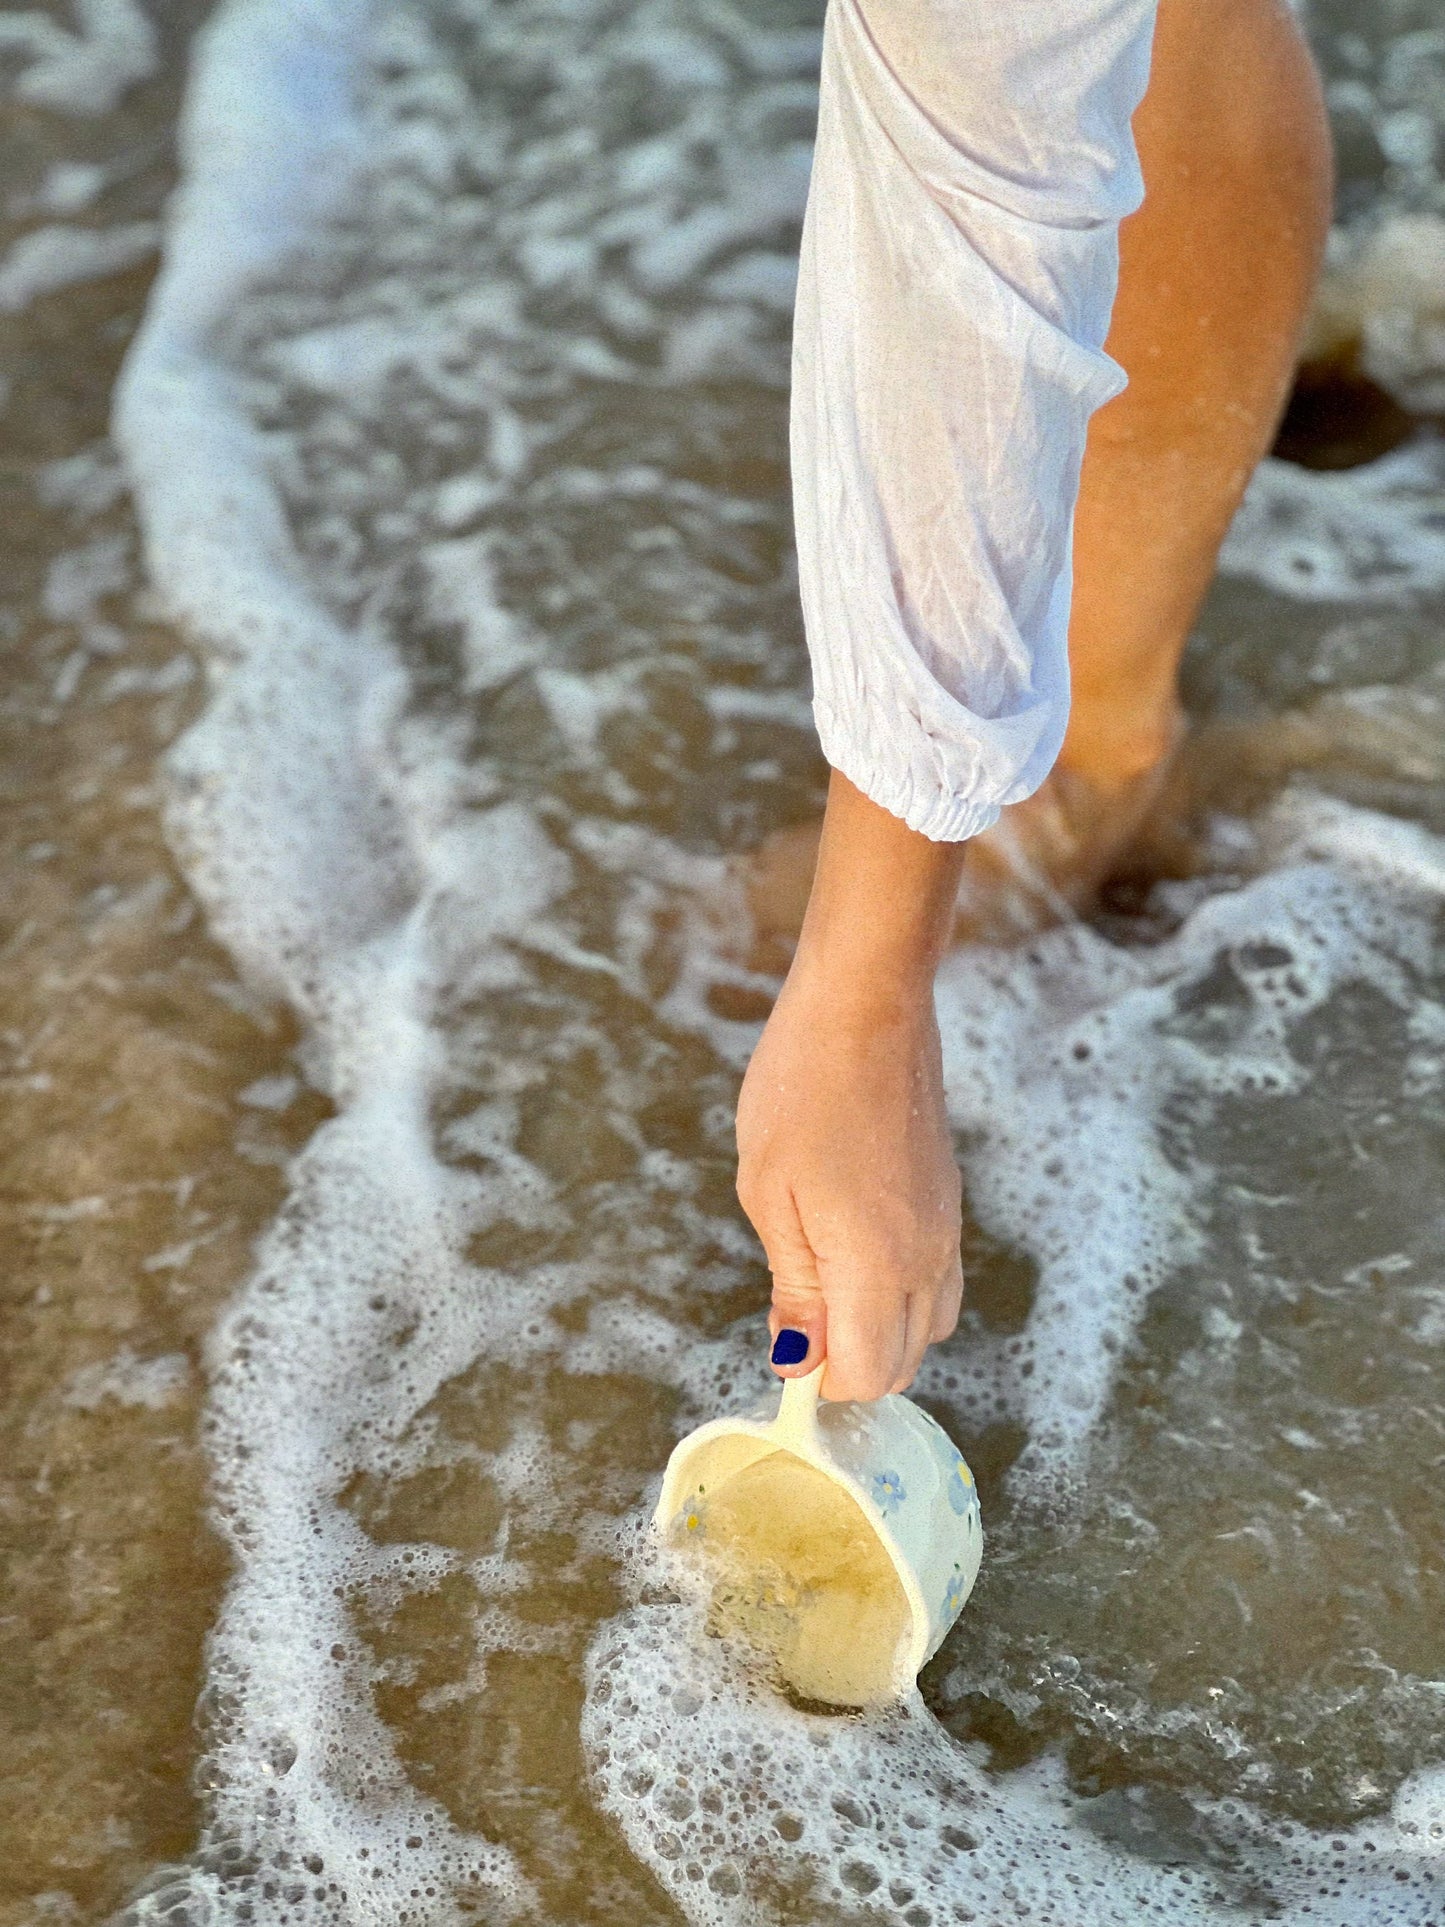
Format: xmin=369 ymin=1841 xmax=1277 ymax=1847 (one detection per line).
xmin=4 ymin=1 xmax=1445 ymax=1923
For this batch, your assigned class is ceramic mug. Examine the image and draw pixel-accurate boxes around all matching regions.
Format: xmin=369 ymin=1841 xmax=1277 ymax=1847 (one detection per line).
xmin=655 ymin=1365 xmax=982 ymax=1696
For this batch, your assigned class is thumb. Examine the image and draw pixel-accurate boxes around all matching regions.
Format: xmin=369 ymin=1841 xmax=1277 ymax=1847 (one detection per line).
xmin=762 ymin=1190 xmax=827 ymax=1379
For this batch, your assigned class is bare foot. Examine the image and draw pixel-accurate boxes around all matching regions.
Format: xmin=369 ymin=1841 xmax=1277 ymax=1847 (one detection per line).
xmin=737 ymin=726 xmax=1187 ymax=974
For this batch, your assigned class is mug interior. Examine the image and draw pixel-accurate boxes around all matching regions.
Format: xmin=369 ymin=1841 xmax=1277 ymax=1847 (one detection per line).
xmin=664 ymin=1439 xmax=914 ymax=1707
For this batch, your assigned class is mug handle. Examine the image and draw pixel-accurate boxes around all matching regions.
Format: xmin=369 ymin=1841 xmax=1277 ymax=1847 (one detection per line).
xmin=772 ymin=1363 xmax=825 ymax=1450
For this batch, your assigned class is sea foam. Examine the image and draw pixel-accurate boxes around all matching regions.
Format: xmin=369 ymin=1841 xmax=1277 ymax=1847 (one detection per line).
xmin=109 ymin=0 xmax=1445 ymax=1920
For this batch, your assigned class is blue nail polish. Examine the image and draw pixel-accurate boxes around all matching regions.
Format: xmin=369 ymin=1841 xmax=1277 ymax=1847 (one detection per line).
xmin=771 ymin=1328 xmax=809 ymax=1367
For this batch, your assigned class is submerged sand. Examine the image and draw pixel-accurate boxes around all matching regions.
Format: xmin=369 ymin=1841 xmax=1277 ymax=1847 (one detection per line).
xmin=3 ymin=0 xmax=1445 ymax=1923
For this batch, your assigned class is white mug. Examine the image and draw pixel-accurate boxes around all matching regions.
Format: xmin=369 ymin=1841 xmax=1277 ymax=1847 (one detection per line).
xmin=655 ymin=1366 xmax=982 ymax=1701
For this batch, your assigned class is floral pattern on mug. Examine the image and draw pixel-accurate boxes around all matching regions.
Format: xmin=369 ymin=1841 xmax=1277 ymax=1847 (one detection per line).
xmin=872 ymin=1469 xmax=907 ymax=1515
xmin=947 ymin=1457 xmax=976 ymax=1517
xmin=679 ymin=1492 xmax=707 ymax=1536
xmin=942 ymin=1565 xmax=968 ymax=1621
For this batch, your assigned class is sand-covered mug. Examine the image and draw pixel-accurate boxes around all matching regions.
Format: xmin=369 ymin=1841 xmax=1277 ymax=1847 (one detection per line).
xmin=655 ymin=1365 xmax=983 ymax=1705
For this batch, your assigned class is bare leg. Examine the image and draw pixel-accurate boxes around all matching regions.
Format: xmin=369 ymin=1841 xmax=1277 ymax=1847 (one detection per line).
xmin=1062 ymin=0 xmax=1332 ymax=786
xmin=744 ymin=0 xmax=1333 ymax=965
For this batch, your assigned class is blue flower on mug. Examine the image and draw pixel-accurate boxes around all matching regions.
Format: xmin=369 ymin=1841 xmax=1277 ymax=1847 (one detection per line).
xmin=872 ymin=1469 xmax=907 ymax=1516
xmin=947 ymin=1457 xmax=976 ymax=1517
xmin=679 ymin=1492 xmax=707 ymax=1537
xmin=942 ymin=1565 xmax=968 ymax=1620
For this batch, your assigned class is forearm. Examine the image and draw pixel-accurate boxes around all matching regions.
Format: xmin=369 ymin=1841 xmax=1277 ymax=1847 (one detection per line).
xmin=737 ymin=772 xmax=967 ymax=1402
xmin=788 ymin=772 xmax=967 ymax=1013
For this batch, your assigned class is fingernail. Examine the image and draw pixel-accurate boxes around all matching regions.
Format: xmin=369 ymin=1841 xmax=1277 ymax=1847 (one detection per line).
xmin=771 ymin=1328 xmax=809 ymax=1367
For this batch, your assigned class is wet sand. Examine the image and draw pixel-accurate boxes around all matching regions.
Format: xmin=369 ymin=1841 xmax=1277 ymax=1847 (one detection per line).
xmin=3 ymin=2 xmax=1445 ymax=1923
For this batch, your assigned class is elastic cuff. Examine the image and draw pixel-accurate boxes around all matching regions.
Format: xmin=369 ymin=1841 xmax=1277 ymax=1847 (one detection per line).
xmin=814 ymin=699 xmax=1003 ymax=844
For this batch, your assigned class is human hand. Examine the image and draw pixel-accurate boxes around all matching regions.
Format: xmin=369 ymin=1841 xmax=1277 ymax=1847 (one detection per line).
xmin=736 ymin=966 xmax=964 ymax=1400
xmin=734 ymin=771 xmax=967 ymax=1402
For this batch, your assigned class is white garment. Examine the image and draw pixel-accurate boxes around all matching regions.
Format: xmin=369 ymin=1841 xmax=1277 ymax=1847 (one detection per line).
xmin=793 ymin=0 xmax=1159 ymax=840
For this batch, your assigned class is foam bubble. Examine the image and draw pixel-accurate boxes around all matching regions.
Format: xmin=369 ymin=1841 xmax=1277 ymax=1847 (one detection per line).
xmin=0 ymin=0 xmax=156 ymax=117
xmin=587 ymin=1599 xmax=1445 ymax=1927
xmin=1308 ymin=212 xmax=1445 ymax=413
xmin=929 ymin=792 xmax=1443 ymax=1493
xmin=0 ymin=220 xmax=157 ymax=314
xmin=64 ymin=1347 xmax=190 ymax=1411
xmin=1220 ymin=441 xmax=1445 ymax=603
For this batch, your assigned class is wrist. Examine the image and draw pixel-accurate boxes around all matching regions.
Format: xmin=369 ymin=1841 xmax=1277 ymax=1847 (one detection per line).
xmin=785 ymin=926 xmax=943 ymax=1023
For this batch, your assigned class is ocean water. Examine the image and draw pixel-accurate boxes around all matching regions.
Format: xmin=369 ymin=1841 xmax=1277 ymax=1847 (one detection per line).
xmin=4 ymin=1 xmax=1445 ymax=1924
